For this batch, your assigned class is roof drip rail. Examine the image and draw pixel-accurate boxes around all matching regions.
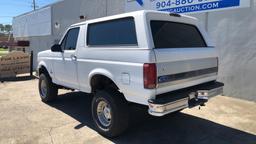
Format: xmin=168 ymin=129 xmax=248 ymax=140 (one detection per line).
xmin=169 ymin=13 xmax=181 ymax=17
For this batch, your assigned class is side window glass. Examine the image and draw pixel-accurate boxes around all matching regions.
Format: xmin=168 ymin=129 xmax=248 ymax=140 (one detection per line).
xmin=62 ymin=27 xmax=80 ymax=50
xmin=60 ymin=35 xmax=67 ymax=50
xmin=87 ymin=17 xmax=137 ymax=46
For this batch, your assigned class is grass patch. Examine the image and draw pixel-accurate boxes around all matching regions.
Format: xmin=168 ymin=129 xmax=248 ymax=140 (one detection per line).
xmin=0 ymin=48 xmax=8 ymax=51
xmin=0 ymin=48 xmax=8 ymax=57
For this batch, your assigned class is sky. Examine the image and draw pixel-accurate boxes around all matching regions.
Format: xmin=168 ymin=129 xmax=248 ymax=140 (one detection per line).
xmin=0 ymin=0 xmax=56 ymax=25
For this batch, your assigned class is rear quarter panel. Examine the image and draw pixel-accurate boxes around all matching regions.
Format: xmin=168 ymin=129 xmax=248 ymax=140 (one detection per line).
xmin=76 ymin=48 xmax=156 ymax=105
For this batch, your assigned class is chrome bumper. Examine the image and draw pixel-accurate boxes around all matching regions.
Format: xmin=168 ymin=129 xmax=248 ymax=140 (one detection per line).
xmin=148 ymin=82 xmax=224 ymax=116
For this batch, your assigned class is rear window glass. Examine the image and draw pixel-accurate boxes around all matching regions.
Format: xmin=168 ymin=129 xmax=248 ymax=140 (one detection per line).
xmin=87 ymin=17 xmax=137 ymax=46
xmin=150 ymin=21 xmax=207 ymax=48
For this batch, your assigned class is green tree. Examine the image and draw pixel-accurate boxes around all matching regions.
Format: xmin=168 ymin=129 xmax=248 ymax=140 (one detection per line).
xmin=4 ymin=24 xmax=12 ymax=32
xmin=0 ymin=24 xmax=4 ymax=31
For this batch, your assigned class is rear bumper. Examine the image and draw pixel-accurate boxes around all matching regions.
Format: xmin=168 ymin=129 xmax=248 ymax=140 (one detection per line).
xmin=148 ymin=81 xmax=224 ymax=116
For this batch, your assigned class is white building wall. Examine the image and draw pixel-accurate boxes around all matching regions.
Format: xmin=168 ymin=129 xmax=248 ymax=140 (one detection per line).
xmin=208 ymin=2 xmax=256 ymax=101
xmin=13 ymin=7 xmax=52 ymax=37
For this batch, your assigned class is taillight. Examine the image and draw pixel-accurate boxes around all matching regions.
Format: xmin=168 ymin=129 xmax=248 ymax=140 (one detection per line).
xmin=143 ymin=63 xmax=156 ymax=89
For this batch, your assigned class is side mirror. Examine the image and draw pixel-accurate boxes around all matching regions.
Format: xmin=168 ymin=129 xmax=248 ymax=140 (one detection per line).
xmin=51 ymin=44 xmax=62 ymax=52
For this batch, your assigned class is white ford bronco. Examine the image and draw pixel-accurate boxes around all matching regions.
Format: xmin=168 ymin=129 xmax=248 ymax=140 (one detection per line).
xmin=37 ymin=10 xmax=224 ymax=137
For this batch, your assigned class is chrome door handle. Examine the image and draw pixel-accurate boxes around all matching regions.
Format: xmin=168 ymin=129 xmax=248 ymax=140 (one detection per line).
xmin=71 ymin=55 xmax=77 ymax=61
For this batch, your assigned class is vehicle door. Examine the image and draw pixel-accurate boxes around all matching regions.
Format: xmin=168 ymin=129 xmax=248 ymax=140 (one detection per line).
xmin=53 ymin=27 xmax=80 ymax=89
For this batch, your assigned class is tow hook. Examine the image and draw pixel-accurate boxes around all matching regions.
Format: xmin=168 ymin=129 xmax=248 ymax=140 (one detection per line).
xmin=199 ymin=103 xmax=206 ymax=110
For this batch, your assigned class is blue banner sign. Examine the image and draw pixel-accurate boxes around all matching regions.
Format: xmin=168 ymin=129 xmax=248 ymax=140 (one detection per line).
xmin=158 ymin=0 xmax=239 ymax=13
xmin=126 ymin=0 xmax=250 ymax=14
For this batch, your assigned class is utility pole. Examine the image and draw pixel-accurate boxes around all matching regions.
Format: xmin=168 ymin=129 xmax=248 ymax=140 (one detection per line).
xmin=32 ymin=0 xmax=36 ymax=10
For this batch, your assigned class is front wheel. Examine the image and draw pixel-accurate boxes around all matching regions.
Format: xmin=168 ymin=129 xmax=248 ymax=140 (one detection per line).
xmin=91 ymin=89 xmax=130 ymax=137
xmin=39 ymin=73 xmax=58 ymax=102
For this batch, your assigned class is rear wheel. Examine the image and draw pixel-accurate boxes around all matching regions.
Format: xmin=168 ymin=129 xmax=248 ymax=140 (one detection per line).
xmin=39 ymin=73 xmax=58 ymax=102
xmin=91 ymin=89 xmax=130 ymax=137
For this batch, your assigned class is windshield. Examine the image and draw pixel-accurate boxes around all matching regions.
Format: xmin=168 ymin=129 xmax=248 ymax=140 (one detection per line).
xmin=150 ymin=21 xmax=207 ymax=48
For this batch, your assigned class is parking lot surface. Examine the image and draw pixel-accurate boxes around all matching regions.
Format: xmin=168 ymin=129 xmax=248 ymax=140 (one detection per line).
xmin=0 ymin=78 xmax=255 ymax=144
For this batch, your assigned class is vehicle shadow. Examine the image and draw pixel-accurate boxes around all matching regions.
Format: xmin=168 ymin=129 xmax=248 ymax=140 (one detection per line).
xmin=0 ymin=75 xmax=36 ymax=83
xmin=48 ymin=92 xmax=256 ymax=144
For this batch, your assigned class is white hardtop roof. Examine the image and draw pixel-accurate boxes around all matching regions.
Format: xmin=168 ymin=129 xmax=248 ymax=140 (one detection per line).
xmin=71 ymin=10 xmax=197 ymax=27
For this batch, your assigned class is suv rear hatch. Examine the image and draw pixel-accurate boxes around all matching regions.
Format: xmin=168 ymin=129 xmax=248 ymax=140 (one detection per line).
xmin=147 ymin=12 xmax=218 ymax=95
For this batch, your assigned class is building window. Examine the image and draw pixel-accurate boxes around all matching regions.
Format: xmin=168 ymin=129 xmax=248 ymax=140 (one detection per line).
xmin=87 ymin=17 xmax=138 ymax=46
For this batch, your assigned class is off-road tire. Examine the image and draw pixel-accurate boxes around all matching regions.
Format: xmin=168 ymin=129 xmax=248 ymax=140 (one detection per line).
xmin=38 ymin=73 xmax=58 ymax=102
xmin=91 ymin=88 xmax=130 ymax=137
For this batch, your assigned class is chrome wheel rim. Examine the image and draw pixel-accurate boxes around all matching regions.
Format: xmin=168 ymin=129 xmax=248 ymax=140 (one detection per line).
xmin=40 ymin=79 xmax=47 ymax=98
xmin=97 ymin=100 xmax=112 ymax=127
